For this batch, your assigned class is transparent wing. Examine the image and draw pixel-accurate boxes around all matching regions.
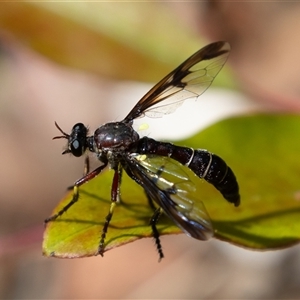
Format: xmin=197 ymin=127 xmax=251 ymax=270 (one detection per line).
xmin=123 ymin=41 xmax=230 ymax=121
xmin=125 ymin=154 xmax=214 ymax=240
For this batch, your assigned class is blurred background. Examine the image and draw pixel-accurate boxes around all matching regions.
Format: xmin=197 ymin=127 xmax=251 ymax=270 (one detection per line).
xmin=1 ymin=2 xmax=300 ymax=298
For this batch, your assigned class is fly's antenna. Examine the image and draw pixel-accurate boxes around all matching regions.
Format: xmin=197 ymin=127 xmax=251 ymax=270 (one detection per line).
xmin=53 ymin=122 xmax=69 ymax=140
xmin=53 ymin=122 xmax=71 ymax=155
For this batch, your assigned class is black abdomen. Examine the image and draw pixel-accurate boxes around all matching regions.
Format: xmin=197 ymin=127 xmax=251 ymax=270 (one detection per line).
xmin=187 ymin=150 xmax=240 ymax=206
xmin=135 ymin=137 xmax=240 ymax=206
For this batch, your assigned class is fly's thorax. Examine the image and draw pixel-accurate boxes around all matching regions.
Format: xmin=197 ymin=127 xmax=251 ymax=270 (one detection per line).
xmin=93 ymin=121 xmax=139 ymax=152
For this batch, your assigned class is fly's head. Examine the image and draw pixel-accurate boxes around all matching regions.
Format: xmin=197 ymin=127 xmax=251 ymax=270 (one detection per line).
xmin=53 ymin=122 xmax=93 ymax=157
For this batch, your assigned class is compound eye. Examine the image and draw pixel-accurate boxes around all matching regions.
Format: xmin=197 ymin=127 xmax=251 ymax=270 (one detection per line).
xmin=69 ymin=123 xmax=88 ymax=157
xmin=73 ymin=123 xmax=86 ymax=132
xmin=70 ymin=139 xmax=85 ymax=157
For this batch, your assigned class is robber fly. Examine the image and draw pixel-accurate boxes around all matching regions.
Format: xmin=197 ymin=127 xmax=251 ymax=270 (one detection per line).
xmin=45 ymin=41 xmax=240 ymax=260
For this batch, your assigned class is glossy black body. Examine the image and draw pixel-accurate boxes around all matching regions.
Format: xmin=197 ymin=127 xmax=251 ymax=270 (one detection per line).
xmin=134 ymin=137 xmax=239 ymax=206
xmin=46 ymin=41 xmax=240 ymax=260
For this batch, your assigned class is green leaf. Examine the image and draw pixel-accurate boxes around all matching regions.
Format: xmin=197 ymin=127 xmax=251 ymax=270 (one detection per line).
xmin=43 ymin=114 xmax=300 ymax=258
xmin=180 ymin=114 xmax=300 ymax=249
xmin=43 ymin=169 xmax=182 ymax=258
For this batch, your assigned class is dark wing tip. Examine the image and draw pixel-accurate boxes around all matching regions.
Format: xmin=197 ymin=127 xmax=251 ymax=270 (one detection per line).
xmin=201 ymin=41 xmax=231 ymax=60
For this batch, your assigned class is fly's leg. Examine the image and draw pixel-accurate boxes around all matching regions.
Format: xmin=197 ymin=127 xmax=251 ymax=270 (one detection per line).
xmin=123 ymin=162 xmax=164 ymax=260
xmin=145 ymin=165 xmax=164 ymax=211
xmin=145 ymin=192 xmax=157 ymax=211
xmin=98 ymin=165 xmax=122 ymax=256
xmin=44 ymin=163 xmax=107 ymax=224
xmin=145 ymin=165 xmax=164 ymax=260
xmin=116 ymin=167 xmax=123 ymax=204
xmin=150 ymin=207 xmax=164 ymax=261
xmin=67 ymin=156 xmax=90 ymax=191
xmin=147 ymin=166 xmax=164 ymax=260
xmin=83 ymin=156 xmax=90 ymax=176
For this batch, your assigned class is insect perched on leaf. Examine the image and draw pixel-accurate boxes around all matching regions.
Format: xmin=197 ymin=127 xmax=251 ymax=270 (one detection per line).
xmin=45 ymin=41 xmax=240 ymax=261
